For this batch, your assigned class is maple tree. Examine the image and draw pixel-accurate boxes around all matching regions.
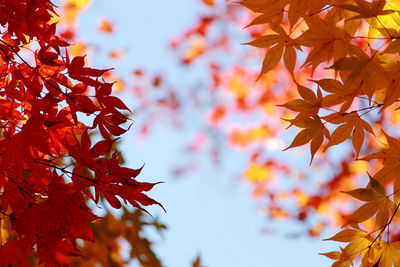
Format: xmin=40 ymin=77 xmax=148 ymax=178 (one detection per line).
xmin=0 ymin=0 xmax=165 ymax=265
xmin=64 ymin=0 xmax=400 ymax=265
xmin=238 ymin=0 xmax=400 ymax=265
xmin=7 ymin=0 xmax=400 ymax=265
xmin=165 ymin=0 xmax=400 ymax=266
xmin=148 ymin=0 xmax=400 ymax=265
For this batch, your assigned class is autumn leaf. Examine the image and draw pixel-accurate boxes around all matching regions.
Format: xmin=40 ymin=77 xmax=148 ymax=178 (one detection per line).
xmin=279 ymin=84 xmax=323 ymax=125
xmin=343 ymin=188 xmax=384 ymax=202
xmin=283 ymin=116 xmax=329 ymax=163
xmin=378 ymin=241 xmax=400 ymax=267
xmin=324 ymin=230 xmax=374 ymax=266
xmin=323 ymin=229 xmax=368 ymax=243
xmin=323 ymin=112 xmax=374 ymax=157
xmin=311 ymin=78 xmax=355 ymax=111
xmin=257 ymin=44 xmax=284 ymax=79
xmin=361 ymin=132 xmax=400 ymax=185
xmin=246 ymin=24 xmax=300 ymax=78
xmin=192 ymin=255 xmax=205 ymax=267
xmin=342 ymin=176 xmax=395 ymax=228
xmin=297 ymin=15 xmax=356 ymax=72
xmin=98 ymin=19 xmax=114 ymax=33
xmin=239 ymin=0 xmax=285 ymax=26
xmin=336 ymin=0 xmax=395 ymax=20
xmin=381 ymin=61 xmax=400 ymax=109
xmin=327 ymin=47 xmax=387 ymax=101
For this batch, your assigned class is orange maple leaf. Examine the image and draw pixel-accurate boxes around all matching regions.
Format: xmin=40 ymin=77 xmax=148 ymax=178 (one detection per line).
xmin=323 ymin=112 xmax=374 ymax=157
xmin=327 ymin=46 xmax=387 ymax=101
xmin=336 ymin=0 xmax=394 ymax=20
xmin=246 ymin=24 xmax=300 ymax=77
xmin=297 ymin=15 xmax=357 ymax=72
xmin=279 ymin=83 xmax=323 ymax=125
xmin=283 ymin=116 xmax=329 ymax=163
xmin=362 ymin=132 xmax=400 ymax=185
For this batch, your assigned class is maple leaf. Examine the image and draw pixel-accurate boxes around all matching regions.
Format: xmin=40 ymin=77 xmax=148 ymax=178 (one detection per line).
xmin=69 ymin=208 xmax=165 ymax=266
xmin=297 ymin=14 xmax=357 ymax=72
xmin=246 ymin=24 xmax=301 ymax=77
xmin=327 ymin=47 xmax=387 ymax=101
xmin=361 ymin=132 xmax=400 ymax=185
xmin=279 ymin=84 xmax=331 ymax=162
xmin=322 ymin=112 xmax=374 ymax=157
xmin=336 ymin=0 xmax=395 ymax=20
xmin=241 ymin=0 xmax=285 ymax=27
xmin=380 ymin=61 xmax=400 ymax=109
xmin=279 ymin=83 xmax=323 ymax=125
xmin=239 ymin=0 xmax=287 ymax=16
xmin=283 ymin=116 xmax=329 ymax=163
xmin=383 ymin=28 xmax=400 ymax=54
xmin=311 ymin=78 xmax=361 ymax=112
xmin=257 ymin=43 xmax=284 ymax=78
xmin=378 ymin=241 xmax=400 ymax=267
xmin=324 ymin=229 xmax=369 ymax=243
xmin=324 ymin=229 xmax=374 ymax=265
xmin=285 ymin=0 xmax=329 ymax=29
xmin=342 ymin=175 xmax=395 ymax=228
xmin=0 ymin=241 xmax=30 ymax=267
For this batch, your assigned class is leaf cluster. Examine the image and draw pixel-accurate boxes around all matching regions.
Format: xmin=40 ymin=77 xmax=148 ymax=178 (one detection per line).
xmin=0 ymin=0 xmax=163 ymax=265
xmin=241 ymin=0 xmax=400 ymax=265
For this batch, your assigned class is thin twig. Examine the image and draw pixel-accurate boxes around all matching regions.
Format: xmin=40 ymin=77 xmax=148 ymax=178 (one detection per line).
xmin=0 ymin=172 xmax=34 ymax=200
xmin=369 ymin=202 xmax=400 ymax=248
xmin=33 ymin=159 xmax=96 ymax=183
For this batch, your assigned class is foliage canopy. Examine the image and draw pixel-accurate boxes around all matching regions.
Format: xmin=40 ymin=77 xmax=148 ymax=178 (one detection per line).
xmin=4 ymin=0 xmax=400 ymax=266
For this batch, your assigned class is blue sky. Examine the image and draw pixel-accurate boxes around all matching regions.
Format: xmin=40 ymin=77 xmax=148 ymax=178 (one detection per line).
xmin=70 ymin=0 xmax=340 ymax=266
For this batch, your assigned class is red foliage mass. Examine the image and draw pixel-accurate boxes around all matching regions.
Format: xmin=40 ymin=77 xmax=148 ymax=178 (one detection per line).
xmin=0 ymin=0 xmax=161 ymax=265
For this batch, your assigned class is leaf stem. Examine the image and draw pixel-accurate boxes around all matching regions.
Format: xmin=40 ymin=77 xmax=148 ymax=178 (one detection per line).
xmin=0 ymin=172 xmax=34 ymax=200
xmin=309 ymin=5 xmax=333 ymax=17
xmin=369 ymin=202 xmax=400 ymax=248
xmin=33 ymin=159 xmax=96 ymax=183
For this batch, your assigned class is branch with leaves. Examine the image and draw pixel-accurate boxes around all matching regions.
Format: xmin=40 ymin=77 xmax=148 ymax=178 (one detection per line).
xmin=239 ymin=0 xmax=400 ymax=265
xmin=0 ymin=0 xmax=163 ymax=265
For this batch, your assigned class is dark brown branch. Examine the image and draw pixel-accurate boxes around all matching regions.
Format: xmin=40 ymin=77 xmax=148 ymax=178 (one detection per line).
xmin=33 ymin=159 xmax=96 ymax=183
xmin=0 ymin=172 xmax=34 ymax=200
